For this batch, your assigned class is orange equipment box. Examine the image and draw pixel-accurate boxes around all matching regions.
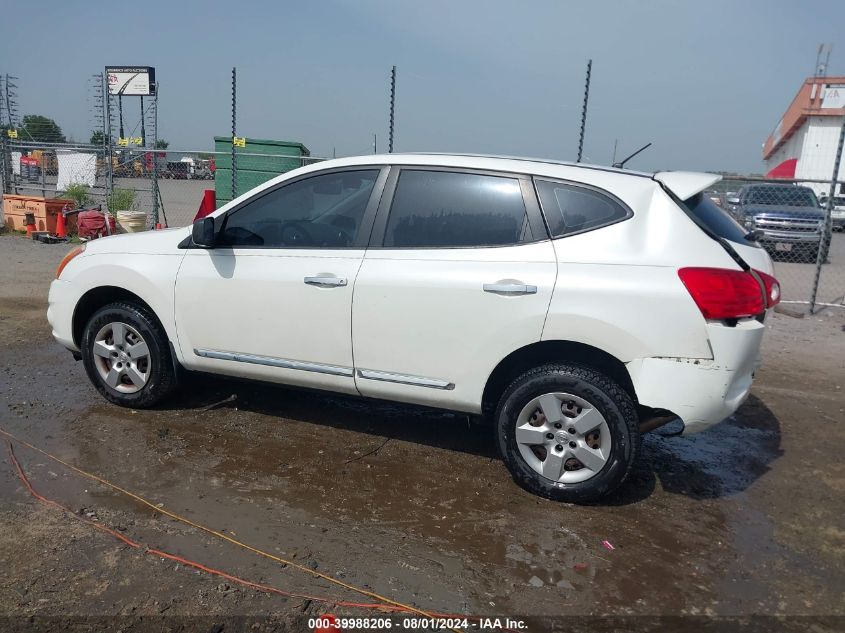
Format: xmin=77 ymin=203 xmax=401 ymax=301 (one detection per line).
xmin=2 ymin=194 xmax=77 ymax=234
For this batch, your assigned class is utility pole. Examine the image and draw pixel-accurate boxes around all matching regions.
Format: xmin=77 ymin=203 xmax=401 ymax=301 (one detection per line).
xmin=118 ymin=94 xmax=124 ymax=140
xmin=105 ymin=72 xmax=114 ymax=200
xmin=231 ymin=67 xmax=237 ymax=200
xmin=810 ymin=116 xmax=845 ymax=312
xmin=140 ymin=96 xmax=146 ymax=146
xmin=151 ymin=84 xmax=160 ymax=228
xmin=576 ymin=59 xmax=592 ymax=163
xmin=388 ymin=65 xmax=396 ymax=153
xmin=373 ymin=133 xmax=377 ymax=154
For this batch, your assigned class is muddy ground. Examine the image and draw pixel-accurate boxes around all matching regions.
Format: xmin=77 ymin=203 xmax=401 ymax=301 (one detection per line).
xmin=0 ymin=233 xmax=843 ymax=631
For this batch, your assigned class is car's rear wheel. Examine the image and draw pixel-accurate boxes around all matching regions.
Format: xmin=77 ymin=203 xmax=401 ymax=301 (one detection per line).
xmin=495 ymin=363 xmax=639 ymax=503
xmin=81 ymin=301 xmax=177 ymax=408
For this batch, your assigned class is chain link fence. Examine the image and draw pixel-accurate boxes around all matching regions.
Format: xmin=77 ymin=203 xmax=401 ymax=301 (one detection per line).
xmin=1 ymin=140 xmax=325 ymax=229
xmin=2 ymin=135 xmax=843 ymax=314
xmin=4 ymin=140 xmax=109 ymax=202
xmin=156 ymin=150 xmax=324 ymax=227
xmin=708 ymin=175 xmax=845 ymax=311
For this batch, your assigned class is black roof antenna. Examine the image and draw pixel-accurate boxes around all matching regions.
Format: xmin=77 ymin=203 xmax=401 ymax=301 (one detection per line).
xmin=612 ymin=142 xmax=652 ymax=169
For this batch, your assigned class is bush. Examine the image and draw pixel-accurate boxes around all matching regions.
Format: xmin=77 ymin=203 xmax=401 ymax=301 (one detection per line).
xmin=61 ymin=183 xmax=91 ymax=209
xmin=107 ymin=188 xmax=137 ymax=213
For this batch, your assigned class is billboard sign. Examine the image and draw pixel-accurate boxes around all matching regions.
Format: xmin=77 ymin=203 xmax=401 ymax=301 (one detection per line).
xmin=106 ymin=66 xmax=156 ymax=96
xmin=821 ymin=84 xmax=845 ymax=109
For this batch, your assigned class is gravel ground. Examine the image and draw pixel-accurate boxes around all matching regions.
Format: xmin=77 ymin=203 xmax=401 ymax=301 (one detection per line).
xmin=0 ymin=232 xmax=843 ymax=632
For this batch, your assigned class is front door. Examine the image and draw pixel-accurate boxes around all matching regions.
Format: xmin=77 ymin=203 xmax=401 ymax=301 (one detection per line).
xmin=175 ymin=167 xmax=386 ymax=394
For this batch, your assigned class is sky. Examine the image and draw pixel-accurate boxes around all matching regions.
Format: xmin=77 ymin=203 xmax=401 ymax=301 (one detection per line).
xmin=1 ymin=0 xmax=843 ymax=173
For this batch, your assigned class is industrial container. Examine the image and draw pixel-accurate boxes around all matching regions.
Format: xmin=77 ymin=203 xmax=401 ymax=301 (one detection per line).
xmin=213 ymin=137 xmax=311 ymax=208
xmin=2 ymin=194 xmax=77 ymax=233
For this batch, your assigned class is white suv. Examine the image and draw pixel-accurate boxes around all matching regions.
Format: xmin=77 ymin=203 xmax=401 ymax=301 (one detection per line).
xmin=48 ymin=154 xmax=780 ymax=502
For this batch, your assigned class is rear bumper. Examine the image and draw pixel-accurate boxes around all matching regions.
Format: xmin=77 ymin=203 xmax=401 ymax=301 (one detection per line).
xmin=627 ymin=319 xmax=766 ymax=434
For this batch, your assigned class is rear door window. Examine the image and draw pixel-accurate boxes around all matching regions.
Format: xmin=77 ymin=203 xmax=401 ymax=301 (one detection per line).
xmin=383 ymin=170 xmax=532 ymax=248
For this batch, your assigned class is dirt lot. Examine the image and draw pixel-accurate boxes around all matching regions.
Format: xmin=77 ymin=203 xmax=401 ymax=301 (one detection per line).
xmin=0 ymin=233 xmax=843 ymax=632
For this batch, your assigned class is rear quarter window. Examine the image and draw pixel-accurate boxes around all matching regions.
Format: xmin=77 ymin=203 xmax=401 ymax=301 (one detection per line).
xmin=535 ymin=180 xmax=631 ymax=237
xmin=683 ymin=192 xmax=750 ymax=244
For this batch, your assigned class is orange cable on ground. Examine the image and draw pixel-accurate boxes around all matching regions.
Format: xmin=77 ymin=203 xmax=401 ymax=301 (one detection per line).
xmin=6 ymin=440 xmax=412 ymax=614
xmin=0 ymin=427 xmax=463 ymax=629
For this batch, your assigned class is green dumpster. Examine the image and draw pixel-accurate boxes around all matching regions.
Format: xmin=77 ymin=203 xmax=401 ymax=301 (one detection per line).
xmin=213 ymin=136 xmax=311 ymax=207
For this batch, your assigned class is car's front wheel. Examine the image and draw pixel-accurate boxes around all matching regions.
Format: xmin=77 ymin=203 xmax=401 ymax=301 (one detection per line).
xmin=495 ymin=363 xmax=640 ymax=503
xmin=81 ymin=301 xmax=177 ymax=408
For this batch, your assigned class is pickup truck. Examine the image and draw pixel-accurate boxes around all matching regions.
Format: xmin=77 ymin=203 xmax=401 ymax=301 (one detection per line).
xmin=735 ymin=183 xmax=826 ymax=262
xmin=819 ymin=194 xmax=845 ymax=231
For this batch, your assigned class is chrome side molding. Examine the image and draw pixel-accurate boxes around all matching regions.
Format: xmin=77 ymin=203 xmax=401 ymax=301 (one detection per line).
xmin=194 ymin=348 xmax=354 ymax=377
xmin=193 ymin=348 xmax=454 ymax=389
xmin=356 ymin=368 xmax=455 ymax=390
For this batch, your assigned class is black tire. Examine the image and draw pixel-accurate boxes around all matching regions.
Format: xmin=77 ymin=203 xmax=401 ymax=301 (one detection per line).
xmin=81 ymin=301 xmax=177 ymax=408
xmin=495 ymin=363 xmax=640 ymax=503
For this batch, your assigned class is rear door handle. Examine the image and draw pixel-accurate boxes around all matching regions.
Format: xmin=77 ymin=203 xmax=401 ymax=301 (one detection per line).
xmin=304 ymin=275 xmax=347 ymax=288
xmin=483 ymin=282 xmax=537 ymax=296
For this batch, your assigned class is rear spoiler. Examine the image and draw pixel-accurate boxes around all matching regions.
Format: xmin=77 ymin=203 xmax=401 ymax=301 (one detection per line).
xmin=653 ymin=171 xmax=721 ymax=201
xmin=653 ymin=171 xmax=752 ymax=275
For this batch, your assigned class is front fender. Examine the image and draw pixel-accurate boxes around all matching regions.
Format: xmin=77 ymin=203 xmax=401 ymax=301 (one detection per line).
xmin=61 ymin=253 xmax=185 ymax=357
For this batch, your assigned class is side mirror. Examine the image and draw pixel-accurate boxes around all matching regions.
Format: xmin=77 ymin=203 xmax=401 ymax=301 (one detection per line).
xmin=192 ymin=216 xmax=216 ymax=248
xmin=727 ymin=196 xmax=740 ymax=205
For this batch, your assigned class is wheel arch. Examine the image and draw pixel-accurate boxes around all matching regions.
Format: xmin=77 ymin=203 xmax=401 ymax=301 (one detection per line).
xmin=72 ymin=286 xmax=162 ymax=348
xmin=481 ymin=340 xmax=637 ymax=416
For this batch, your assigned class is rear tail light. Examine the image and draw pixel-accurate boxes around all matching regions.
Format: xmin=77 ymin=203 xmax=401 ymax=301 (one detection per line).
xmin=753 ymin=269 xmax=781 ymax=308
xmin=677 ymin=267 xmax=765 ymax=320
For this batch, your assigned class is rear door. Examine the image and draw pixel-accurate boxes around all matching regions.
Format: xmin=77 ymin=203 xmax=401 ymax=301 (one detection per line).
xmin=351 ymin=167 xmax=557 ymax=413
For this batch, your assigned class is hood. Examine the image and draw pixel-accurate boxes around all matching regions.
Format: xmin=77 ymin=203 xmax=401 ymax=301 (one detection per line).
xmin=743 ymin=205 xmax=824 ymax=220
xmin=653 ymin=171 xmax=721 ymax=200
xmin=82 ymin=226 xmax=190 ymax=255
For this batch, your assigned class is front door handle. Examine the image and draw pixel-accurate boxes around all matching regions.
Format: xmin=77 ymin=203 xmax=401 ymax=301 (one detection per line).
xmin=304 ymin=275 xmax=347 ymax=288
xmin=483 ymin=282 xmax=537 ymax=296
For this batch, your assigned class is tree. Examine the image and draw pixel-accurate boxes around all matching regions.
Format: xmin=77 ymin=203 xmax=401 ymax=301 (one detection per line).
xmin=19 ymin=115 xmax=65 ymax=143
xmin=154 ymin=139 xmax=169 ymax=149
xmin=90 ymin=130 xmax=105 ymax=145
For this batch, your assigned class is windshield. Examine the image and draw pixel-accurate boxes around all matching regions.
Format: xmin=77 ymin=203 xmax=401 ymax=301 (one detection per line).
xmin=744 ymin=186 xmax=818 ymax=207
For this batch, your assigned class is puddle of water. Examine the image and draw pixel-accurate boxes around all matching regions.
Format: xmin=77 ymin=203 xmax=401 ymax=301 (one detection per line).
xmin=0 ymin=343 xmax=797 ymax=615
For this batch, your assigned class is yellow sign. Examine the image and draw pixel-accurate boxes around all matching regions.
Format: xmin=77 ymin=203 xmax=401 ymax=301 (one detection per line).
xmin=117 ymin=137 xmax=143 ymax=146
xmin=6 ymin=129 xmax=17 ymax=138
xmin=117 ymin=137 xmax=129 ymax=146
xmin=233 ymin=136 xmax=246 ymax=148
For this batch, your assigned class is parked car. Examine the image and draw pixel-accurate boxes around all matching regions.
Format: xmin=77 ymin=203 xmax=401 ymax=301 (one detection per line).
xmin=725 ymin=191 xmax=741 ymax=216
xmin=819 ymin=194 xmax=845 ymax=231
xmin=705 ymin=190 xmax=724 ymax=207
xmin=47 ymin=154 xmax=779 ymax=503
xmin=734 ymin=183 xmax=826 ymax=262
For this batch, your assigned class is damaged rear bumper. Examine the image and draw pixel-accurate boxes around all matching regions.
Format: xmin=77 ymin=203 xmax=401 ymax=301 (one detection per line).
xmin=627 ymin=319 xmax=765 ymax=434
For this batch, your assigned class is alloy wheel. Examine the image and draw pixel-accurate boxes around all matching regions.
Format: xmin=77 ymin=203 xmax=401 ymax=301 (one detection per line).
xmin=91 ymin=322 xmax=151 ymax=394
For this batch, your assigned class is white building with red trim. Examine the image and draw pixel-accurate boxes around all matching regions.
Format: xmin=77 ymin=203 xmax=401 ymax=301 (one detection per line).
xmin=763 ymin=76 xmax=845 ymax=195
